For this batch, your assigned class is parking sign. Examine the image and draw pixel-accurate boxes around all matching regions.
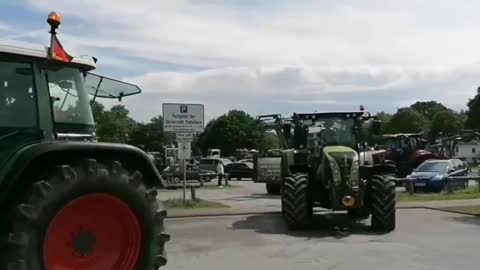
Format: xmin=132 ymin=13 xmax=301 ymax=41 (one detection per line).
xmin=163 ymin=103 xmax=204 ymax=133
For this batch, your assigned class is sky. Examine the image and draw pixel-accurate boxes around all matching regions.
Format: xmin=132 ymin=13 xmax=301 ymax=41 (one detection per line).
xmin=1 ymin=0 xmax=479 ymax=122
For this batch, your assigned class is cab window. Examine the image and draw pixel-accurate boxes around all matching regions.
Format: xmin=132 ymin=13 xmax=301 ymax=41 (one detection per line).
xmin=46 ymin=66 xmax=94 ymax=125
xmin=0 ymin=61 xmax=36 ymax=127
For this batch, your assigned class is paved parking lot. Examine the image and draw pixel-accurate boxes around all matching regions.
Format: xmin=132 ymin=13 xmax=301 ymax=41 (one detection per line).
xmin=164 ymin=209 xmax=480 ymax=270
xmin=159 ymin=180 xmax=281 ymax=211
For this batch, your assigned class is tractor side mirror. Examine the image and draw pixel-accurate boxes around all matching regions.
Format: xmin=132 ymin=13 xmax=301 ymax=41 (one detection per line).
xmin=372 ymin=120 xmax=381 ymax=135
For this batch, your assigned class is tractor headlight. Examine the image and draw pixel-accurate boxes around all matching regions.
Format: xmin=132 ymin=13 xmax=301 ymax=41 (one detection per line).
xmin=350 ymin=160 xmax=360 ymax=186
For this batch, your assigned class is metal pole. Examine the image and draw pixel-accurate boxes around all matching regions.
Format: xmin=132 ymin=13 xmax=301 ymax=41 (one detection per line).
xmin=183 ymin=158 xmax=187 ymax=204
xmin=408 ymin=178 xmax=414 ymax=194
xmin=447 ymin=178 xmax=453 ymax=194
xmin=477 ymin=165 xmax=480 ymax=192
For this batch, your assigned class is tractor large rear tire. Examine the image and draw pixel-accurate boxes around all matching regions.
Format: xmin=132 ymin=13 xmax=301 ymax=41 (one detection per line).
xmin=282 ymin=174 xmax=312 ymax=230
xmin=0 ymin=158 xmax=169 ymax=270
xmin=266 ymin=182 xmax=281 ymax=195
xmin=369 ymin=174 xmax=396 ymax=231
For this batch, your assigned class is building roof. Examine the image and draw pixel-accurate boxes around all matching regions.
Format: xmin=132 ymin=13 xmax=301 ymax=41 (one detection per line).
xmin=0 ymin=39 xmax=96 ymax=69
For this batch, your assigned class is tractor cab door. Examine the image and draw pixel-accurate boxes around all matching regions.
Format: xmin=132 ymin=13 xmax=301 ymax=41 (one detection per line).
xmin=0 ymin=58 xmax=44 ymax=168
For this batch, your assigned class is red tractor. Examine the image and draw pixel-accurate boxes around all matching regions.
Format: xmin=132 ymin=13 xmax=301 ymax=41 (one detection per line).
xmin=382 ymin=133 xmax=434 ymax=178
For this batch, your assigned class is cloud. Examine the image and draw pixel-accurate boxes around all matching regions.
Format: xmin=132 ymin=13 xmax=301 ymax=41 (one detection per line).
xmin=3 ymin=0 xmax=480 ymax=122
xmin=117 ymin=65 xmax=477 ymax=122
xmin=20 ymin=0 xmax=480 ymax=69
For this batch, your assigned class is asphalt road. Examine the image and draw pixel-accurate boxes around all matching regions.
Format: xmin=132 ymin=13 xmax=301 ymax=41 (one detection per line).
xmin=159 ymin=179 xmax=282 ymax=211
xmin=164 ymin=209 xmax=480 ymax=270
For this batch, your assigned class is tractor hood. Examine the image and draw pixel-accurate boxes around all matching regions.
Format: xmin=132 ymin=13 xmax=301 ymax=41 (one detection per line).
xmin=323 ymin=146 xmax=358 ymax=161
xmin=322 ymin=146 xmax=360 ymax=188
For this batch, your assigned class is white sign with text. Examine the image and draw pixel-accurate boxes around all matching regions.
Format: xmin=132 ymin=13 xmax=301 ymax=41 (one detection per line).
xmin=176 ymin=133 xmax=194 ymax=143
xmin=163 ymin=103 xmax=204 ymax=133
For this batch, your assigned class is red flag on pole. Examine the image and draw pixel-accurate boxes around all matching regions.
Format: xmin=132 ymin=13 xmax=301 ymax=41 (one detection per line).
xmin=50 ymin=35 xmax=73 ymax=63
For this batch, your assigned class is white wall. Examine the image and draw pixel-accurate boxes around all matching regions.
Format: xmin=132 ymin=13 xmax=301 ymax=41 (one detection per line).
xmin=454 ymin=142 xmax=480 ymax=163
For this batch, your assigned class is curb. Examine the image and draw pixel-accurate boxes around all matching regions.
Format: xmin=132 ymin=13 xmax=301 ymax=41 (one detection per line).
xmin=406 ymin=206 xmax=480 ymax=217
xmin=166 ymin=210 xmax=280 ymax=219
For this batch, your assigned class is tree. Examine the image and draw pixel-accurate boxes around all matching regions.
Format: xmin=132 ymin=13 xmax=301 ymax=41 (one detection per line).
xmin=376 ymin=112 xmax=393 ymax=134
xmin=95 ymin=105 xmax=136 ymax=143
xmin=385 ymin=108 xmax=430 ymax=134
xmin=198 ymin=110 xmax=266 ymax=156
xmin=91 ymin=101 xmax=105 ymax=121
xmin=410 ymin=101 xmax=447 ymax=120
xmin=465 ymin=87 xmax=480 ymax=130
xmin=128 ymin=115 xmax=174 ymax=151
xmin=264 ymin=132 xmax=280 ymax=149
xmin=429 ymin=109 xmax=464 ymax=139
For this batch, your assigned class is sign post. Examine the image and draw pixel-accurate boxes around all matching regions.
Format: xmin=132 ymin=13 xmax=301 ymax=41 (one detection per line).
xmin=178 ymin=142 xmax=191 ymax=204
xmin=163 ymin=103 xmax=205 ymax=205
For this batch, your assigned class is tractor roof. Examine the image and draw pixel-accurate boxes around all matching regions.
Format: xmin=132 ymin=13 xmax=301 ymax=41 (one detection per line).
xmin=382 ymin=133 xmax=424 ymax=139
xmin=293 ymin=111 xmax=370 ymax=120
xmin=0 ymin=39 xmax=96 ymax=70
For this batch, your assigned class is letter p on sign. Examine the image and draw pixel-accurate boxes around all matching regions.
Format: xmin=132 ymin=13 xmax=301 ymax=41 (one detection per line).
xmin=180 ymin=105 xmax=188 ymax=113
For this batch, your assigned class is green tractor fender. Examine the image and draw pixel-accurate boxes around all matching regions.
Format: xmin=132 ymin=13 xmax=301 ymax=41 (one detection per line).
xmin=0 ymin=141 xmax=167 ymax=205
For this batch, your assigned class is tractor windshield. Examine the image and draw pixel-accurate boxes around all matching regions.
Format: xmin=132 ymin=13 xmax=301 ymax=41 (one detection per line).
xmin=308 ymin=118 xmax=356 ymax=147
xmin=47 ymin=66 xmax=94 ymax=125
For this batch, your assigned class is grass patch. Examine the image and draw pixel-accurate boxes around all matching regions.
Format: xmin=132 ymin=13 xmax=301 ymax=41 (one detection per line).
xmin=398 ymin=188 xmax=480 ymax=202
xmin=163 ymin=198 xmax=230 ymax=209
xmin=441 ymin=205 xmax=480 ymax=215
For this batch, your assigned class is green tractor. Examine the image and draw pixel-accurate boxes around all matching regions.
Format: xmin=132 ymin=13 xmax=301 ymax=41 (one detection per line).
xmin=0 ymin=12 xmax=169 ymax=269
xmin=280 ymin=111 xmax=397 ymax=231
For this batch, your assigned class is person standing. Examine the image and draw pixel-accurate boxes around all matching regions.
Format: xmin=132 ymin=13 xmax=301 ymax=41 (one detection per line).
xmin=217 ymin=161 xmax=224 ymax=187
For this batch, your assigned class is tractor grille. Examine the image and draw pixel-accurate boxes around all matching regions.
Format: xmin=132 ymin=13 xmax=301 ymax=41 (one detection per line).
xmin=329 ymin=152 xmax=356 ymax=186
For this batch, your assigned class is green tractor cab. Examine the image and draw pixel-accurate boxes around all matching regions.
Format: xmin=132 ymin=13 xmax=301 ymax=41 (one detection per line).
xmin=278 ymin=111 xmax=397 ymax=231
xmin=0 ymin=12 xmax=169 ymax=269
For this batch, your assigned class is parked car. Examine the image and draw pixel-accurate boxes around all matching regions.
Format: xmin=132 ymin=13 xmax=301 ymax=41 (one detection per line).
xmin=198 ymin=157 xmax=232 ymax=172
xmin=162 ymin=164 xmax=216 ymax=184
xmin=406 ymin=159 xmax=469 ymax=192
xmin=238 ymin=158 xmax=253 ymax=163
xmin=225 ymin=162 xmax=254 ymax=180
